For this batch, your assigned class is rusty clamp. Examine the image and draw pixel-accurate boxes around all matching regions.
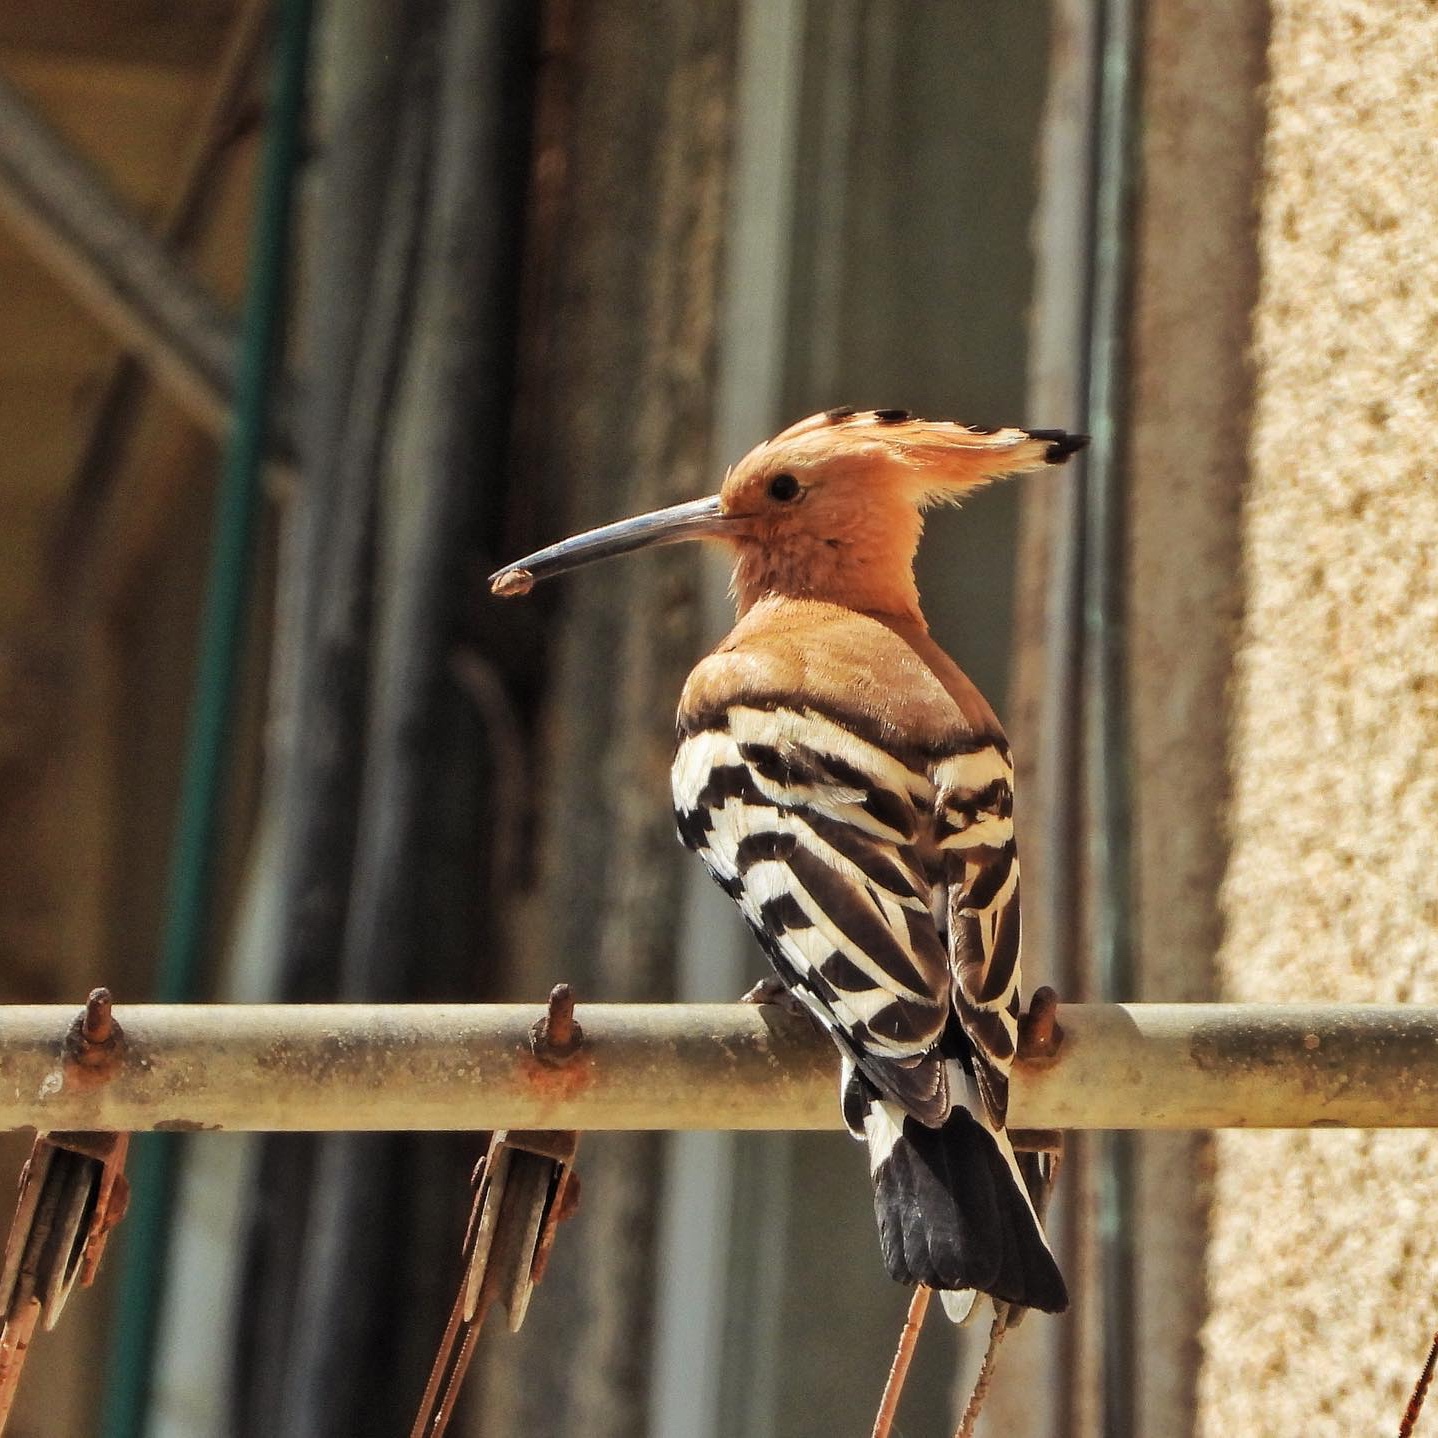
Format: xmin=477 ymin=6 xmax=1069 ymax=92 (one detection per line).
xmin=0 ymin=990 xmax=130 ymax=1433
xmin=410 ymin=985 xmax=585 ymax=1438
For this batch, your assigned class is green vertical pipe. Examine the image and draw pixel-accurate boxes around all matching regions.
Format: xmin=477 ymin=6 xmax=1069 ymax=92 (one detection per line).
xmin=100 ymin=2 xmax=313 ymax=1434
xmin=1084 ymin=0 xmax=1141 ymax=1433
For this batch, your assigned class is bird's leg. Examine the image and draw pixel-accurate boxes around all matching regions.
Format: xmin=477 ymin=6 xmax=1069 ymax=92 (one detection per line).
xmin=738 ymin=974 xmax=815 ymax=1024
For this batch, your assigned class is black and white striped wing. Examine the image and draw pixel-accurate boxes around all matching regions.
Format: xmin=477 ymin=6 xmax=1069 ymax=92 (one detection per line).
xmin=934 ymin=742 xmax=1023 ymax=1128
xmin=673 ymin=704 xmax=952 ymax=1124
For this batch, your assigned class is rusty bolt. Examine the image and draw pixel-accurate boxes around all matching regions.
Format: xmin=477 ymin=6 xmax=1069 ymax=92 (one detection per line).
xmin=544 ymin=985 xmax=575 ymax=1050
xmin=64 ymin=987 xmax=125 ymax=1077
xmin=1018 ymin=986 xmax=1064 ymax=1061
xmin=529 ymin=984 xmax=584 ymax=1065
xmin=82 ymin=989 xmax=114 ymax=1046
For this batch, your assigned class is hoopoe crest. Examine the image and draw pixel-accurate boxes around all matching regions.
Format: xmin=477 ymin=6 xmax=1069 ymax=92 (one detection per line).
xmin=492 ymin=407 xmax=1086 ymax=1316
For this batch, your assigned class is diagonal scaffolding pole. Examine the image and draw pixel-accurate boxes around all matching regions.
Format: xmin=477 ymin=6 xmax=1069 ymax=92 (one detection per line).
xmin=0 ymin=70 xmax=296 ymax=463
xmin=4 ymin=1002 xmax=1438 ymax=1134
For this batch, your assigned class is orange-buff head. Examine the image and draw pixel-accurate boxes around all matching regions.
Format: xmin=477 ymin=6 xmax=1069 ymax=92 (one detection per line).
xmin=490 ymin=407 xmax=1086 ymax=622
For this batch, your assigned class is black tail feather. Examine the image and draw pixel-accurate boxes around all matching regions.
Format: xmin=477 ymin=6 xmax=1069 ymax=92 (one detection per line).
xmin=870 ymin=1105 xmax=1068 ymax=1314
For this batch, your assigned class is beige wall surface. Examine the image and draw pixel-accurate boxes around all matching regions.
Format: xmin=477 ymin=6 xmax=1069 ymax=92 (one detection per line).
xmin=1127 ymin=0 xmax=1265 ymax=1431
xmin=1201 ymin=5 xmax=1438 ymax=1433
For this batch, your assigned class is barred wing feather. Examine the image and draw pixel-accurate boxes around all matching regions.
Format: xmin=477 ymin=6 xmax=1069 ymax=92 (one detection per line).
xmin=935 ymin=744 xmax=1024 ymax=1128
xmin=673 ymin=705 xmax=951 ymax=1124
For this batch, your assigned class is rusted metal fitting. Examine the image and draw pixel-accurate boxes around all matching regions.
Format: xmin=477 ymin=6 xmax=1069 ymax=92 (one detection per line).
xmin=1009 ymin=1128 xmax=1064 ymax=1155
xmin=529 ymin=984 xmax=583 ymax=1066
xmin=511 ymin=1131 xmax=581 ymax=1289
xmin=0 ymin=1129 xmax=130 ymax=1426
xmin=1018 ymin=986 xmax=1063 ymax=1061
xmin=460 ymin=1128 xmax=581 ymax=1329
xmin=62 ymin=989 xmax=125 ymax=1079
xmin=411 ymin=1129 xmax=581 ymax=1438
xmin=527 ymin=1166 xmax=580 ymax=1287
xmin=45 ymin=1132 xmax=131 ymax=1289
xmin=81 ymin=989 xmax=113 ymax=1046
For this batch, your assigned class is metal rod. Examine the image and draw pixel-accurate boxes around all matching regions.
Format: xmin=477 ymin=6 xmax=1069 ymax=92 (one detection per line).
xmin=3 ymin=1003 xmax=1438 ymax=1134
xmin=46 ymin=0 xmax=282 ymax=588
xmin=0 ymin=70 xmax=295 ymax=462
xmin=1081 ymin=0 xmax=1143 ymax=1429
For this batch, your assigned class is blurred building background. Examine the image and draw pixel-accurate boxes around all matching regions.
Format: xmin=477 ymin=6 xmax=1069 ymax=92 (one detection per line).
xmin=1 ymin=2 xmax=1436 ymax=1437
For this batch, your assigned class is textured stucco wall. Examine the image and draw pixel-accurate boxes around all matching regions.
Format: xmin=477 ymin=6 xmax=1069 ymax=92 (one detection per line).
xmin=1200 ymin=5 xmax=1438 ymax=1433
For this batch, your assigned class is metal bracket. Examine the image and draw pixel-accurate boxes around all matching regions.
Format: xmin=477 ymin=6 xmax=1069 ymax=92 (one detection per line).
xmin=410 ymin=989 xmax=586 ymax=1438
xmin=0 ymin=990 xmax=132 ymax=1432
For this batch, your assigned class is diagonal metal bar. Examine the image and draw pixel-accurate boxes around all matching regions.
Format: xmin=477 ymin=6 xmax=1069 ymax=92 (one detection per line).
xmin=2 ymin=1002 xmax=1438 ymax=1134
xmin=44 ymin=0 xmax=279 ymax=586
xmin=0 ymin=69 xmax=296 ymax=460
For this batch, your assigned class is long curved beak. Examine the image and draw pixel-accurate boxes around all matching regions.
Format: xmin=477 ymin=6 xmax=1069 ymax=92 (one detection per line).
xmin=489 ymin=493 xmax=732 ymax=596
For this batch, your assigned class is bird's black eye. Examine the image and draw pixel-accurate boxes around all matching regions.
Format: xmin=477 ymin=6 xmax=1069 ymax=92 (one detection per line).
xmin=768 ymin=472 xmax=801 ymax=502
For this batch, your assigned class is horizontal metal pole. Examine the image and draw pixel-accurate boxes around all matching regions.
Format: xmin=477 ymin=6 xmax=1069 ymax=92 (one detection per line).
xmin=2 ymin=1002 xmax=1437 ymax=1134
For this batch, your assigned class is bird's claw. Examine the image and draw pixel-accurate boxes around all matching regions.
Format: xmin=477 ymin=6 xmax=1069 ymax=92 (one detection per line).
xmin=739 ymin=976 xmax=816 ymax=1025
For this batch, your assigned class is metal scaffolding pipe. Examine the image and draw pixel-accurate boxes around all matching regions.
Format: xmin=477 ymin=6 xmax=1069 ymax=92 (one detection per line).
xmin=0 ymin=73 xmax=296 ymax=462
xmin=3 ymin=1001 xmax=1436 ymax=1134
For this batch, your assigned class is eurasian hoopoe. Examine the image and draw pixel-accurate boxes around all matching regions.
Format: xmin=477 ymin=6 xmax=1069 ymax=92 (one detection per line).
xmin=491 ymin=407 xmax=1083 ymax=1316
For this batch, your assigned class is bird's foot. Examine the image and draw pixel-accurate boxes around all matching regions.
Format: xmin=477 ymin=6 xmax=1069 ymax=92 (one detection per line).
xmin=739 ymin=975 xmax=814 ymax=1024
